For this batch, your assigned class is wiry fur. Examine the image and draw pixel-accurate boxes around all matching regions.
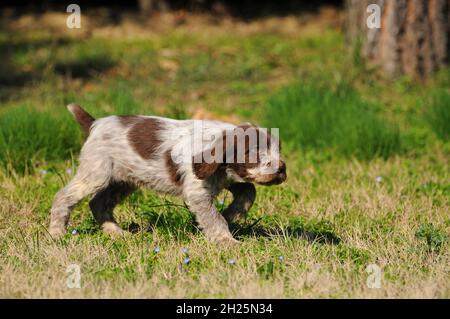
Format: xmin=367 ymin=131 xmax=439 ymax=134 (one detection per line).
xmin=49 ymin=104 xmax=286 ymax=244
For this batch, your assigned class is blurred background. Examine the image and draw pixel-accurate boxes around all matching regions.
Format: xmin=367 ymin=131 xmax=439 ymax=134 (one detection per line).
xmin=0 ymin=0 xmax=448 ymax=171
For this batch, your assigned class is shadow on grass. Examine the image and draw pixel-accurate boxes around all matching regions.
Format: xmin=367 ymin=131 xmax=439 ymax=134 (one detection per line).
xmin=128 ymin=207 xmax=200 ymax=239
xmin=0 ymin=37 xmax=73 ymax=90
xmin=231 ymin=223 xmax=341 ymax=245
xmin=53 ymin=55 xmax=116 ymax=79
xmin=0 ymin=25 xmax=116 ymax=101
xmin=127 ymin=208 xmax=341 ymax=245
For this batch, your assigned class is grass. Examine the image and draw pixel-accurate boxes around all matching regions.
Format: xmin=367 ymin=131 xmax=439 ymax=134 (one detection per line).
xmin=425 ymin=89 xmax=450 ymax=141
xmin=416 ymin=223 xmax=449 ymax=253
xmin=265 ymin=81 xmax=402 ymax=160
xmin=0 ymin=11 xmax=449 ymax=298
xmin=0 ymin=105 xmax=80 ymax=173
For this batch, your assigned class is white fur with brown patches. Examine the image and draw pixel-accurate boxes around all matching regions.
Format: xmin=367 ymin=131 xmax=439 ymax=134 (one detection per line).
xmin=49 ymin=104 xmax=286 ymax=244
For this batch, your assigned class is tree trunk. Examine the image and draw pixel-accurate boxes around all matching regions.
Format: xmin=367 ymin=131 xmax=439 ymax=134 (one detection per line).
xmin=344 ymin=0 xmax=449 ymax=79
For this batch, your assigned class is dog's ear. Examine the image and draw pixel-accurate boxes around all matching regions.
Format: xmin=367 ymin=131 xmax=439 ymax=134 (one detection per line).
xmin=192 ymin=160 xmax=221 ymax=180
xmin=192 ymin=134 xmax=226 ymax=180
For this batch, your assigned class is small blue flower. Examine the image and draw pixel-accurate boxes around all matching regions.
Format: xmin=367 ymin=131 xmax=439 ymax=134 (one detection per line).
xmin=183 ymin=257 xmax=190 ymax=264
xmin=375 ymin=176 xmax=383 ymax=183
xmin=181 ymin=247 xmax=188 ymax=253
xmin=278 ymin=256 xmax=284 ymax=261
xmin=71 ymin=229 xmax=78 ymax=236
xmin=153 ymin=247 xmax=160 ymax=253
xmin=229 ymin=258 xmax=236 ymax=265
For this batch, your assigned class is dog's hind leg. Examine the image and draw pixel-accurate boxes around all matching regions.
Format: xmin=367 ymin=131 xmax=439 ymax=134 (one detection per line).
xmin=49 ymin=164 xmax=111 ymax=238
xmin=222 ymin=183 xmax=256 ymax=223
xmin=89 ymin=182 xmax=135 ymax=237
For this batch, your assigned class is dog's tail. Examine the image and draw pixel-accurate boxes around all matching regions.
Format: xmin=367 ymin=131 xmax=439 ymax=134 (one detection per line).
xmin=67 ymin=103 xmax=95 ymax=137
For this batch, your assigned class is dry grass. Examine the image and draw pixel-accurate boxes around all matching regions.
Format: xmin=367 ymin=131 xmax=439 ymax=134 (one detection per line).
xmin=0 ymin=151 xmax=448 ymax=298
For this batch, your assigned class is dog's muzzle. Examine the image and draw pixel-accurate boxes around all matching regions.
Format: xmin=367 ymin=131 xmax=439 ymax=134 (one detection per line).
xmin=257 ymin=161 xmax=287 ymax=185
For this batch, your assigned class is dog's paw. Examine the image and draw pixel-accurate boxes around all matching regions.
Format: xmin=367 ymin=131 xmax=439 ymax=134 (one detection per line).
xmin=215 ymin=236 xmax=241 ymax=247
xmin=48 ymin=227 xmax=66 ymax=239
xmin=101 ymin=222 xmax=128 ymax=238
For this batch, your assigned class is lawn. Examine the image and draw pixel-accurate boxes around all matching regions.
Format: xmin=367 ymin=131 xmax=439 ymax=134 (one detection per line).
xmin=0 ymin=11 xmax=448 ymax=298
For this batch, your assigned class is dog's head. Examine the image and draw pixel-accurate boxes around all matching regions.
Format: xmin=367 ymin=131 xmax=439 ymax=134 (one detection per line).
xmin=192 ymin=124 xmax=286 ymax=185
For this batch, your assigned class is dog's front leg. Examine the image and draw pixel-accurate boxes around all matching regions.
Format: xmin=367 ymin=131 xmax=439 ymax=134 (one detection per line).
xmin=184 ymin=186 xmax=238 ymax=245
xmin=222 ymin=183 xmax=256 ymax=223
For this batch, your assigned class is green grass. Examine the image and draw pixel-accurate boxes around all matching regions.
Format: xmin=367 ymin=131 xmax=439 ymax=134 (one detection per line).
xmin=265 ymin=81 xmax=402 ymax=160
xmin=425 ymin=89 xmax=450 ymax=141
xmin=0 ymin=105 xmax=80 ymax=173
xmin=416 ymin=223 xmax=449 ymax=252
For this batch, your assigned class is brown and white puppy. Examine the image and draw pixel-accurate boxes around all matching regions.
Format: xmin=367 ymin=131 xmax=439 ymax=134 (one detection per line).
xmin=49 ymin=104 xmax=287 ymax=244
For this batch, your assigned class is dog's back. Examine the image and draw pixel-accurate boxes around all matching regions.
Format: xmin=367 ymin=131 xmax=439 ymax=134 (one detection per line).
xmin=76 ymin=111 xmax=235 ymax=195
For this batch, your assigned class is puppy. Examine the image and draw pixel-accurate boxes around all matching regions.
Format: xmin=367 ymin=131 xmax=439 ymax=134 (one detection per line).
xmin=49 ymin=104 xmax=287 ymax=244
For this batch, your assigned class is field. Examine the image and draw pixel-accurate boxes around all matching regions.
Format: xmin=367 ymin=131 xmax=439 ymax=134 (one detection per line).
xmin=0 ymin=10 xmax=449 ymax=298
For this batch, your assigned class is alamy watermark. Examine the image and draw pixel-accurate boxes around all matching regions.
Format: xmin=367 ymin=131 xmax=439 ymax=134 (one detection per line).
xmin=66 ymin=263 xmax=81 ymax=289
xmin=366 ymin=4 xmax=381 ymax=29
xmin=366 ymin=264 xmax=382 ymax=289
xmin=169 ymin=121 xmax=281 ymax=174
xmin=66 ymin=4 xmax=81 ymax=29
